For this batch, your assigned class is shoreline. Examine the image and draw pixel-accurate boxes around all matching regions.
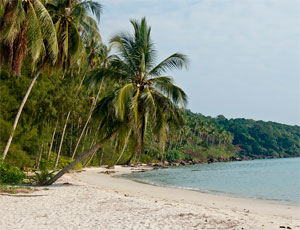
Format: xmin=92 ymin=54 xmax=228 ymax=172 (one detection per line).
xmin=119 ymin=175 xmax=299 ymax=207
xmin=118 ymin=167 xmax=300 ymax=207
xmin=72 ymin=166 xmax=300 ymax=219
xmin=1 ymin=165 xmax=299 ymax=230
xmin=151 ymin=155 xmax=300 ymax=167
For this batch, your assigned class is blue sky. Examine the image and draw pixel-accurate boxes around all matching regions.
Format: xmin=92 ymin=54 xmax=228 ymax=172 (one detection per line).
xmin=97 ymin=0 xmax=299 ymax=125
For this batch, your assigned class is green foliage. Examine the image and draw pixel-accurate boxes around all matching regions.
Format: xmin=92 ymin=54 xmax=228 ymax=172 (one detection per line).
xmin=40 ymin=153 xmax=82 ymax=170
xmin=5 ymin=145 xmax=34 ymax=169
xmin=166 ymin=150 xmax=184 ymax=162
xmin=139 ymin=153 xmax=155 ymax=164
xmin=29 ymin=170 xmax=55 ymax=186
xmin=214 ymin=116 xmax=300 ymax=158
xmin=0 ymin=185 xmax=34 ymax=194
xmin=0 ymin=161 xmax=26 ymax=184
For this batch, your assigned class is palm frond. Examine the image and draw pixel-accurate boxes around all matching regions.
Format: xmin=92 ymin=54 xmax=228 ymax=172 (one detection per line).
xmin=0 ymin=1 xmax=25 ymax=44
xmin=149 ymin=53 xmax=188 ymax=77
xmin=116 ymin=83 xmax=134 ymax=120
xmin=110 ymin=34 xmax=138 ymax=74
xmin=153 ymin=79 xmax=187 ymax=107
xmin=75 ymin=0 xmax=102 ymax=23
xmin=27 ymin=1 xmax=44 ymax=62
xmin=33 ymin=0 xmax=58 ymax=62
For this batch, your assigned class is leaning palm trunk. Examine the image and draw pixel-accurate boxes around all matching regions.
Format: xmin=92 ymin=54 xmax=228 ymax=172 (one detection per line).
xmin=45 ymin=132 xmax=116 ymax=185
xmin=48 ymin=118 xmax=59 ymax=160
xmin=99 ymin=148 xmax=104 ymax=166
xmin=83 ymin=149 xmax=97 ymax=167
xmin=36 ymin=143 xmax=44 ymax=170
xmin=54 ymin=111 xmax=71 ymax=169
xmin=2 ymin=67 xmax=43 ymax=160
xmin=115 ymin=128 xmax=132 ymax=165
xmin=71 ymin=78 xmax=104 ymax=159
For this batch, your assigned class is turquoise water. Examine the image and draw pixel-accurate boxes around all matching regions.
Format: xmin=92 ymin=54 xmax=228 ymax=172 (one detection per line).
xmin=124 ymin=158 xmax=300 ymax=205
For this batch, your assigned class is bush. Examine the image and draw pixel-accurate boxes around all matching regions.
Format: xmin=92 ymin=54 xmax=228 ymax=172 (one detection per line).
xmin=29 ymin=170 xmax=54 ymax=186
xmin=6 ymin=147 xmax=33 ymax=169
xmin=139 ymin=153 xmax=154 ymax=163
xmin=39 ymin=153 xmax=82 ymax=170
xmin=166 ymin=150 xmax=184 ymax=162
xmin=0 ymin=161 xmax=26 ymax=184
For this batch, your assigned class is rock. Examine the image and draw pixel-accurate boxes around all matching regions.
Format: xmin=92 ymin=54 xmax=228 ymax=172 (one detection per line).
xmin=99 ymin=170 xmax=117 ymax=174
xmin=131 ymin=169 xmax=148 ymax=173
xmin=106 ymin=165 xmax=115 ymax=169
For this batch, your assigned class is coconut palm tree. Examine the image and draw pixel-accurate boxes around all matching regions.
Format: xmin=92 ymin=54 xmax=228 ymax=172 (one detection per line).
xmin=46 ymin=0 xmax=102 ymax=73
xmin=0 ymin=0 xmax=58 ymax=75
xmin=45 ymin=17 xmax=189 ymax=184
xmin=71 ymin=44 xmax=113 ymax=159
xmin=95 ymin=17 xmax=189 ymax=164
xmin=46 ymin=0 xmax=102 ymax=166
xmin=1 ymin=0 xmax=58 ymax=160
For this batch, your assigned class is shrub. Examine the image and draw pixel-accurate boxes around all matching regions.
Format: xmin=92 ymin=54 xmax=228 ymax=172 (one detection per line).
xmin=0 ymin=161 xmax=26 ymax=184
xmin=39 ymin=153 xmax=82 ymax=170
xmin=139 ymin=153 xmax=154 ymax=163
xmin=166 ymin=150 xmax=184 ymax=162
xmin=6 ymin=147 xmax=33 ymax=169
xmin=29 ymin=170 xmax=55 ymax=186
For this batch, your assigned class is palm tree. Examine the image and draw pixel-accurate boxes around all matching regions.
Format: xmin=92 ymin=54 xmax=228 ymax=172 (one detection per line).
xmin=1 ymin=0 xmax=58 ymax=160
xmin=46 ymin=0 xmax=102 ymax=166
xmin=45 ymin=90 xmax=125 ymax=185
xmin=0 ymin=0 xmax=58 ymax=75
xmin=98 ymin=17 xmax=189 ymax=164
xmin=46 ymin=0 xmax=102 ymax=73
xmin=45 ymin=17 xmax=189 ymax=184
xmin=71 ymin=44 xmax=113 ymax=159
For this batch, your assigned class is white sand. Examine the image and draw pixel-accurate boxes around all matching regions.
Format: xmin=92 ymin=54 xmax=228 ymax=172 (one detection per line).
xmin=1 ymin=166 xmax=299 ymax=230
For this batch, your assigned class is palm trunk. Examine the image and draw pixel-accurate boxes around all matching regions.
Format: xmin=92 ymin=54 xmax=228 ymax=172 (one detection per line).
xmin=80 ymin=127 xmax=89 ymax=153
xmin=83 ymin=150 xmax=97 ymax=167
xmin=99 ymin=148 xmax=104 ymax=166
xmin=136 ymin=119 xmax=146 ymax=164
xmin=167 ymin=140 xmax=173 ymax=151
xmin=125 ymin=152 xmax=135 ymax=165
xmin=115 ymin=128 xmax=132 ymax=165
xmin=128 ymin=123 xmax=144 ymax=165
xmin=54 ymin=111 xmax=71 ymax=169
xmin=69 ymin=119 xmax=73 ymax=154
xmin=71 ymin=78 xmax=104 ymax=159
xmin=36 ymin=143 xmax=44 ymax=170
xmin=45 ymin=132 xmax=116 ymax=185
xmin=78 ymin=66 xmax=89 ymax=89
xmin=2 ymin=67 xmax=43 ymax=160
xmin=48 ymin=118 xmax=59 ymax=160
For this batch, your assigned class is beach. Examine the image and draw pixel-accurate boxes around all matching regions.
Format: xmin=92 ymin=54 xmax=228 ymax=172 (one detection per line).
xmin=1 ymin=166 xmax=299 ymax=230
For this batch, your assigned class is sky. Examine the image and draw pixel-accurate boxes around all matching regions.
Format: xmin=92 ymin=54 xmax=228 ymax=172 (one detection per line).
xmin=96 ymin=0 xmax=299 ymax=125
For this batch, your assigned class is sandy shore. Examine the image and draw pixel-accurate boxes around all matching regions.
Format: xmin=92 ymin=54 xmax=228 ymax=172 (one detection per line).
xmin=1 ymin=166 xmax=299 ymax=230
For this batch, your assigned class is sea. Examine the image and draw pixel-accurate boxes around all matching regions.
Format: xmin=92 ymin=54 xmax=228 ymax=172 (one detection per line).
xmin=123 ymin=157 xmax=300 ymax=205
